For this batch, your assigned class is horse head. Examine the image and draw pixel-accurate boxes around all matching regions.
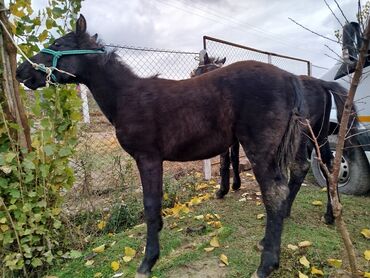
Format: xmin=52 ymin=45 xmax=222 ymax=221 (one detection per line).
xmin=190 ymin=51 xmax=226 ymax=78
xmin=16 ymin=14 xmax=104 ymax=90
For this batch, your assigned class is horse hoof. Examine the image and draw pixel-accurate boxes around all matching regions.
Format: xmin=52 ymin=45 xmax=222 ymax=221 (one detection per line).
xmin=135 ymin=272 xmax=150 ymax=278
xmin=324 ymin=214 xmax=335 ymax=225
xmin=232 ymin=183 xmax=241 ymax=191
xmin=215 ymin=190 xmax=226 ymax=199
xmin=251 ymin=271 xmax=260 ymax=278
xmin=255 ymin=241 xmax=264 ymax=252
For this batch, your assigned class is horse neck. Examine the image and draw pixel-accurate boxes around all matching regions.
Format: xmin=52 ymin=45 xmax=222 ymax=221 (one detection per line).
xmin=80 ymin=53 xmax=137 ymax=125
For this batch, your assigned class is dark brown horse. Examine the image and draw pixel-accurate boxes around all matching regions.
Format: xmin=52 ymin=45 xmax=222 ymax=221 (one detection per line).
xmin=16 ymin=15 xmax=305 ymax=278
xmin=191 ymin=53 xmax=358 ymax=226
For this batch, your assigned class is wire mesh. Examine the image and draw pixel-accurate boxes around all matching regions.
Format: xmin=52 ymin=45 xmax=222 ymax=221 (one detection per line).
xmin=66 ymin=45 xmax=201 ymax=227
xmin=203 ymin=36 xmax=311 ymax=76
xmin=67 ymin=39 xmax=311 ymax=234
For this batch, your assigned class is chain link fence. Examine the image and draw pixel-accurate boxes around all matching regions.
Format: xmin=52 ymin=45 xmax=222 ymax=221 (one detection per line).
xmin=67 ymin=38 xmax=312 ymax=232
xmin=65 ymin=45 xmax=201 ymax=226
xmin=203 ymin=36 xmax=311 ymax=76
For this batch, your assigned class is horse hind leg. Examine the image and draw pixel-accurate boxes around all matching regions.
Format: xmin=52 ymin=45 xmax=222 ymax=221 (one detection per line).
xmin=319 ymin=140 xmax=335 ymax=224
xmin=231 ymin=142 xmax=241 ymax=191
xmin=249 ymin=160 xmax=290 ymax=277
xmin=216 ymin=149 xmax=231 ymax=199
xmin=285 ymin=139 xmax=310 ymax=218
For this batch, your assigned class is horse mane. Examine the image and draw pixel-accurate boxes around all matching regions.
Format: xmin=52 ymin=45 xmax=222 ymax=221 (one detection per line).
xmin=77 ymin=31 xmax=139 ymax=81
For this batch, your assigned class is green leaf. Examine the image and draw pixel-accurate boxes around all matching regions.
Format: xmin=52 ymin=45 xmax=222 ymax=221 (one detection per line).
xmin=58 ymin=147 xmax=72 ymax=157
xmin=31 ymin=257 xmax=43 ymax=267
xmin=22 ymin=159 xmax=35 ymax=170
xmin=43 ymin=145 xmax=54 ymax=156
xmin=38 ymin=30 xmax=48 ymax=42
xmin=69 ymin=250 xmax=82 ymax=259
xmin=46 ymin=18 xmax=54 ymax=29
xmin=5 ymin=152 xmax=17 ymax=163
xmin=9 ymin=189 xmax=20 ymax=199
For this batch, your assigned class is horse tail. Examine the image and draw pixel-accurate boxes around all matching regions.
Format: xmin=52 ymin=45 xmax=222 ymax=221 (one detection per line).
xmin=319 ymin=80 xmax=359 ymax=143
xmin=277 ymin=76 xmax=305 ymax=173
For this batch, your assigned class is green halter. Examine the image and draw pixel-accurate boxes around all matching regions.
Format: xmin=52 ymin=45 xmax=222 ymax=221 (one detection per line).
xmin=36 ymin=48 xmax=105 ymax=81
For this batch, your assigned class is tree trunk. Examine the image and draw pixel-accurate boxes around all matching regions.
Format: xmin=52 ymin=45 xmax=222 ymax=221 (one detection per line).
xmin=0 ymin=3 xmax=31 ymax=151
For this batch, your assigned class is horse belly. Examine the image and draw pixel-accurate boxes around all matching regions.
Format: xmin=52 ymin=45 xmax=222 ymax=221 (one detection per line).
xmin=164 ymin=132 xmax=233 ymax=161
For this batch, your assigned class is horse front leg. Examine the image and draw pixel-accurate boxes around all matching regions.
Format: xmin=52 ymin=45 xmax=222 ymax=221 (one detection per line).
xmin=135 ymin=155 xmax=163 ymax=278
xmin=216 ymin=150 xmax=231 ymax=199
xmin=230 ymin=142 xmax=241 ymax=191
xmin=253 ymin=169 xmax=289 ymax=278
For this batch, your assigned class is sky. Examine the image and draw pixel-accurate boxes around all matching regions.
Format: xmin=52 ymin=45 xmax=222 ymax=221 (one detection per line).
xmin=80 ymin=0 xmax=359 ymax=77
xmin=32 ymin=0 xmax=360 ymax=77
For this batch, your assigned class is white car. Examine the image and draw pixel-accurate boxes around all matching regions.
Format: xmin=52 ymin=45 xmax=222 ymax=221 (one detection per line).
xmin=310 ymin=22 xmax=370 ymax=195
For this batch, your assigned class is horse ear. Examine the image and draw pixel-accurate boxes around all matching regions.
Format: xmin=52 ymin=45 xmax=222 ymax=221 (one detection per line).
xmin=92 ymin=33 xmax=98 ymax=42
xmin=204 ymin=52 xmax=210 ymax=64
xmin=219 ymin=57 xmax=226 ymax=65
xmin=76 ymin=14 xmax=87 ymax=35
xmin=199 ymin=49 xmax=207 ymax=64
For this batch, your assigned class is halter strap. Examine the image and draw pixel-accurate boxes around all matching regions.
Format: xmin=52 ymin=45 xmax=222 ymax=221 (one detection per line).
xmin=36 ymin=48 xmax=105 ymax=81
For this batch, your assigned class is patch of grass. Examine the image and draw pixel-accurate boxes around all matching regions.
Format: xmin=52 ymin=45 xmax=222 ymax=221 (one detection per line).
xmin=49 ymin=178 xmax=369 ymax=278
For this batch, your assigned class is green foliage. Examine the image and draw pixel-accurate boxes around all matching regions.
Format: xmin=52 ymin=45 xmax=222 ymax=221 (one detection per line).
xmin=0 ymin=0 xmax=83 ymax=276
xmin=104 ymin=197 xmax=143 ymax=234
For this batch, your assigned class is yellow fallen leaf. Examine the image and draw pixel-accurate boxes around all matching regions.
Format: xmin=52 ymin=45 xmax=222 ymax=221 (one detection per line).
xmin=214 ymin=214 xmax=221 ymax=219
xmin=169 ymin=222 xmax=178 ymax=229
xmin=256 ymin=201 xmax=262 ymax=206
xmin=298 ymin=271 xmax=309 ymax=278
xmin=204 ymin=214 xmax=214 ymax=221
xmin=321 ymin=187 xmax=327 ymax=192
xmin=299 ymin=256 xmax=310 ymax=268
xmin=311 ymin=200 xmax=323 ymax=206
xmin=209 ymin=180 xmax=216 ymax=185
xmin=85 ymin=260 xmax=94 ymax=266
xmin=287 ymin=244 xmax=299 ymax=251
xmin=111 ymin=261 xmax=120 ymax=271
xmin=256 ymin=213 xmax=265 ymax=220
xmin=327 ymin=258 xmax=342 ymax=268
xmin=364 ymin=272 xmax=370 ymax=278
xmin=298 ymin=241 xmax=312 ymax=248
xmin=163 ymin=193 xmax=169 ymax=200
xmin=123 ymin=256 xmax=133 ymax=263
xmin=124 ymin=246 xmax=136 ymax=257
xmin=210 ymin=236 xmax=220 ymax=248
xmin=204 ymin=247 xmax=215 ymax=252
xmin=189 ymin=196 xmax=202 ymax=206
xmin=194 ymin=215 xmax=204 ymax=220
xmin=97 ymin=220 xmax=106 ymax=230
xmin=195 ymin=183 xmax=208 ymax=191
xmin=364 ymin=250 xmax=370 ymax=261
xmin=238 ymin=197 xmax=247 ymax=202
xmin=94 ymin=273 xmax=103 ymax=278
xmin=220 ymin=254 xmax=229 ymax=266
xmin=311 ymin=266 xmax=324 ymax=276
xmin=212 ymin=221 xmax=222 ymax=229
xmin=361 ymin=228 xmax=370 ymax=239
xmin=92 ymin=244 xmax=105 ymax=253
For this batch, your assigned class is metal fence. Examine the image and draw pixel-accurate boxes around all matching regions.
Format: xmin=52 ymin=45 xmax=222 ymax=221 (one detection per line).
xmin=68 ymin=37 xmax=312 ymax=217
xmin=66 ymin=45 xmax=200 ymax=217
xmin=203 ymin=36 xmax=311 ymax=76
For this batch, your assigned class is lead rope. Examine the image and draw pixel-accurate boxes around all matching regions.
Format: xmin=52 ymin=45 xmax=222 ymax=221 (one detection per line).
xmin=0 ymin=19 xmax=76 ymax=87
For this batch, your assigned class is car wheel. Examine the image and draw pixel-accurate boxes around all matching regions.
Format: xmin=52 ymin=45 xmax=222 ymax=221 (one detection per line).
xmin=310 ymin=135 xmax=370 ymax=195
